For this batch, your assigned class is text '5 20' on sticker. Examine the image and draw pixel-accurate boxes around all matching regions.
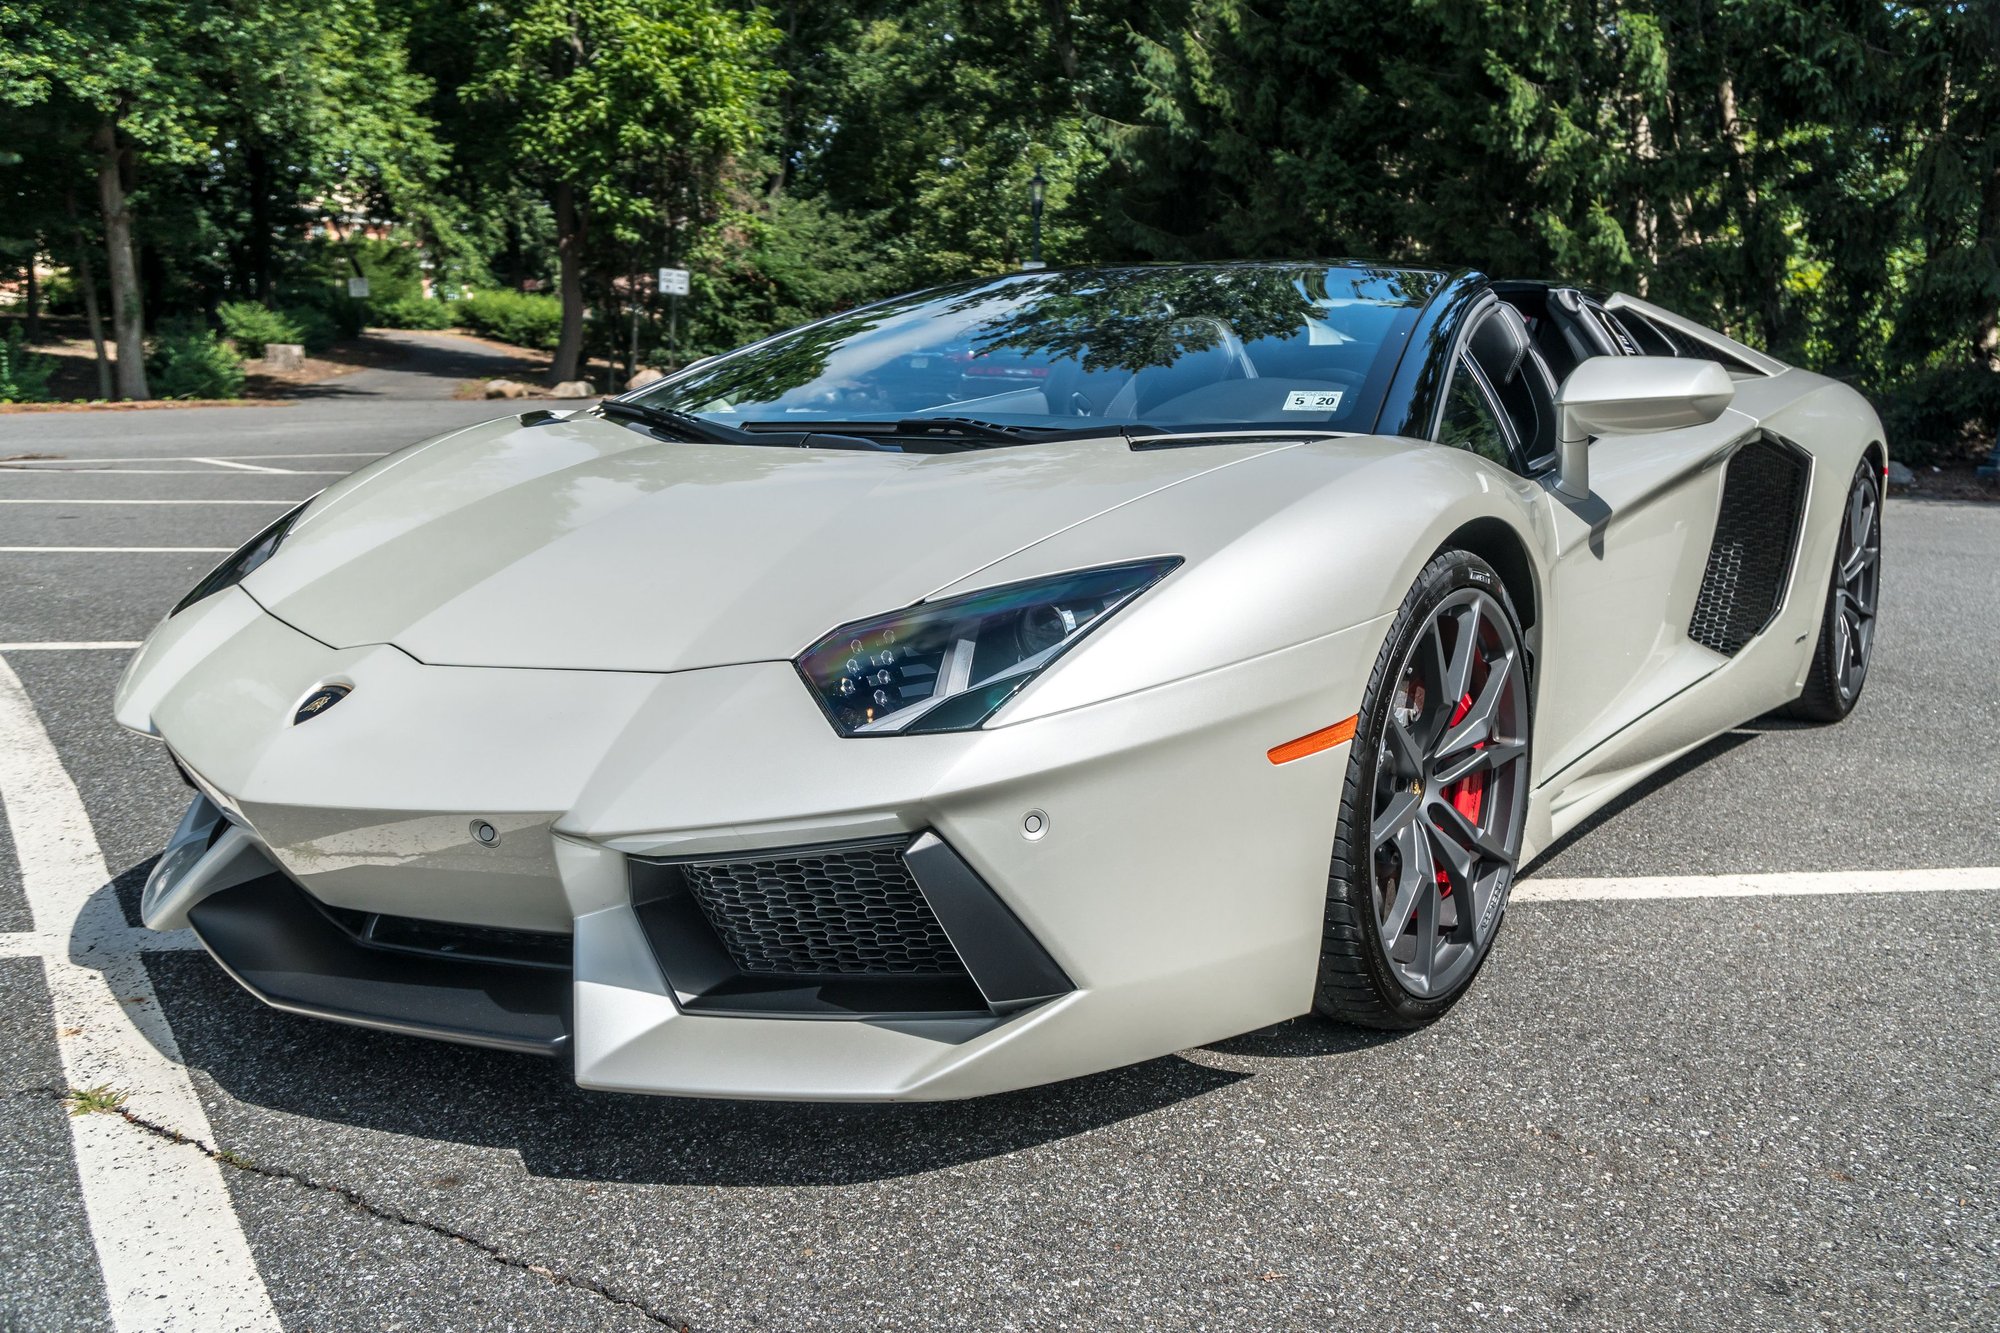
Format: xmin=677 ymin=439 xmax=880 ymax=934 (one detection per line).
xmin=1282 ymin=389 xmax=1344 ymax=412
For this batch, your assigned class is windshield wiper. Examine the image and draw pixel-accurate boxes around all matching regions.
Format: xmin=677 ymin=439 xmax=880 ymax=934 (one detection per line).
xmin=596 ymin=399 xmax=753 ymax=445
xmin=740 ymin=417 xmax=1067 ymax=446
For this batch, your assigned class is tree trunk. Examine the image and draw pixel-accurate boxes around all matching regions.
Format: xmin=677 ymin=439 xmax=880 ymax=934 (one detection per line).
xmin=1044 ymin=0 xmax=1078 ymax=81
xmin=65 ymin=188 xmax=112 ymax=399
xmin=548 ymin=180 xmax=586 ymax=385
xmin=23 ymin=247 xmax=39 ymax=342
xmin=1977 ymin=159 xmax=2000 ymax=373
xmin=76 ymin=245 xmax=112 ymax=400
xmin=1632 ymin=107 xmax=1658 ymax=297
xmin=93 ymin=116 xmax=150 ymax=400
xmin=625 ymin=268 xmax=641 ymax=386
xmin=247 ymin=141 xmax=274 ymax=302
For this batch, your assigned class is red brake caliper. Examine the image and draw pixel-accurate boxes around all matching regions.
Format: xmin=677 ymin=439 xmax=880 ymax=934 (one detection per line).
xmin=1435 ymin=692 xmax=1486 ymax=896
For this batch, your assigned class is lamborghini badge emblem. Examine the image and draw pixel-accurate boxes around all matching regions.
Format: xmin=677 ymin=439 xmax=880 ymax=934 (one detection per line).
xmin=293 ymin=684 xmax=351 ymax=725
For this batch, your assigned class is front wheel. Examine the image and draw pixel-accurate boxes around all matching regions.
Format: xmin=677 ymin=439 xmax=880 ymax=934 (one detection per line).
xmin=1315 ymin=551 xmax=1532 ymax=1028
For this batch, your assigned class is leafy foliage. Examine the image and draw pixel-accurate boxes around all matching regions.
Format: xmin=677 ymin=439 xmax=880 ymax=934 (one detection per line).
xmin=0 ymin=0 xmax=1992 ymax=452
xmin=370 ymin=295 xmax=456 ymax=330
xmin=146 ymin=321 xmax=247 ymax=399
xmin=217 ymin=302 xmax=303 ymax=358
xmin=453 ymin=290 xmax=563 ymax=350
xmin=0 ymin=324 xmax=58 ymax=402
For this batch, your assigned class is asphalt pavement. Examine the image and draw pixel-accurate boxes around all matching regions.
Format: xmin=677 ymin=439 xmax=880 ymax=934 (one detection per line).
xmin=1 ymin=349 xmax=1994 ymax=1331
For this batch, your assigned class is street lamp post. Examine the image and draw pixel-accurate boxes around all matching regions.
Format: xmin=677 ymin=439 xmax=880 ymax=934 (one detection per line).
xmin=1024 ymin=168 xmax=1047 ymax=271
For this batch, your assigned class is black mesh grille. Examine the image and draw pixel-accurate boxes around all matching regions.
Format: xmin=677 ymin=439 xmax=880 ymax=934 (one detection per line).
xmin=1689 ymin=438 xmax=1809 ymax=656
xmin=681 ymin=841 xmax=965 ymax=977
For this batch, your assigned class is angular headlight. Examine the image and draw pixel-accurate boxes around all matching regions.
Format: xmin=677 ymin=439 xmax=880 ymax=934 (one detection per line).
xmin=171 ymin=498 xmax=312 ymax=616
xmin=797 ymin=557 xmax=1182 ymax=736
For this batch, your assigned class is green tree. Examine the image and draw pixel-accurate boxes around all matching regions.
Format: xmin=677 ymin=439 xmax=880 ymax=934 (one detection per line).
xmin=471 ymin=0 xmax=782 ymax=384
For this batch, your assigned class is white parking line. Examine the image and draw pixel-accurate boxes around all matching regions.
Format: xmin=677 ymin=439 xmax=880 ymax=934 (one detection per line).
xmin=0 ymin=655 xmax=280 ymax=1331
xmin=1515 ymin=865 xmax=2000 ymax=901
xmin=0 ymin=499 xmax=296 ymax=505
xmin=188 ymin=457 xmax=294 ymax=474
xmin=0 ymin=546 xmax=231 ymax=554
xmin=0 ymin=642 xmax=142 ymax=651
xmin=0 ymin=930 xmax=204 ymax=958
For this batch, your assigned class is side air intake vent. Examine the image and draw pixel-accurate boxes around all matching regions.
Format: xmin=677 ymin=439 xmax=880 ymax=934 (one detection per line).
xmin=1689 ymin=437 xmax=1809 ymax=656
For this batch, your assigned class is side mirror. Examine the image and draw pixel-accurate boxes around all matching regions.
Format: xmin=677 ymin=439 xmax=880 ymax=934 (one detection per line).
xmin=1553 ymin=356 xmax=1735 ymax=499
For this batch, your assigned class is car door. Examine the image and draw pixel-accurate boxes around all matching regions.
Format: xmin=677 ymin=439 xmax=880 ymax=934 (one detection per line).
xmin=1439 ymin=295 xmax=1762 ymax=827
xmin=1527 ymin=347 xmax=1753 ymax=806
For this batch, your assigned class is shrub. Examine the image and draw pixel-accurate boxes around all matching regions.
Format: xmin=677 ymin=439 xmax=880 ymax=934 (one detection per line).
xmin=281 ymin=304 xmax=338 ymax=352
xmin=216 ymin=302 xmax=302 ymax=359
xmin=147 ymin=322 xmax=245 ymax=400
xmin=371 ymin=295 xmax=454 ymax=330
xmin=281 ymin=284 xmax=366 ymax=340
xmin=1880 ymin=366 xmax=2000 ymax=469
xmin=0 ymin=324 xmax=58 ymax=402
xmin=39 ymin=271 xmax=85 ymax=317
xmin=455 ymin=289 xmax=563 ymax=350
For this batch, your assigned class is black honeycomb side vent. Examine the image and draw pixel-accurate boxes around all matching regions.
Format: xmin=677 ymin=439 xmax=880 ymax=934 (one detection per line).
xmin=681 ymin=841 xmax=965 ymax=977
xmin=1689 ymin=437 xmax=1810 ymax=656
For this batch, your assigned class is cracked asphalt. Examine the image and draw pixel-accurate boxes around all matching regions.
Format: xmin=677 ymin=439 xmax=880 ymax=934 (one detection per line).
xmin=1 ymin=352 xmax=1995 ymax=1331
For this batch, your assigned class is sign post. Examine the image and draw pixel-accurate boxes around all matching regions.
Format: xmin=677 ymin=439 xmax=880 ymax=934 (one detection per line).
xmin=657 ymin=267 xmax=690 ymax=366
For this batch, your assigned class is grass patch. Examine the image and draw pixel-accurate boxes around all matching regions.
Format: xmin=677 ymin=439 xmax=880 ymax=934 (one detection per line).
xmin=65 ymin=1085 xmax=127 ymax=1116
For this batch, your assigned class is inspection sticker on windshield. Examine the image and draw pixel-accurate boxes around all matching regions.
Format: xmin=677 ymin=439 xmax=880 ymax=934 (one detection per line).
xmin=1282 ymin=389 xmax=1344 ymax=412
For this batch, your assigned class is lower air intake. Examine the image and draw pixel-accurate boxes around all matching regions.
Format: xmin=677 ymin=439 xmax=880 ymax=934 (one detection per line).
xmin=681 ymin=840 xmax=965 ymax=977
xmin=1689 ymin=437 xmax=1809 ymax=656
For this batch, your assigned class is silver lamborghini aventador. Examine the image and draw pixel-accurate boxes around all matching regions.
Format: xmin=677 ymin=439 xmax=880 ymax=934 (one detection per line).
xmin=117 ymin=262 xmax=1885 ymax=1099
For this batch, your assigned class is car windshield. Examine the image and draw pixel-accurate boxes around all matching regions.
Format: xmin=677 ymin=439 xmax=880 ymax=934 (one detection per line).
xmin=627 ymin=263 xmax=1446 ymax=442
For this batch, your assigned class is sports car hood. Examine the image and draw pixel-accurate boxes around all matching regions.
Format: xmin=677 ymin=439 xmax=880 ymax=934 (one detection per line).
xmin=243 ymin=413 xmax=1300 ymax=672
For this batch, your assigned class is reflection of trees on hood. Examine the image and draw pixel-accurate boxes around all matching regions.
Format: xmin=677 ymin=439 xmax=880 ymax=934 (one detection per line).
xmin=959 ymin=265 xmax=1444 ymax=373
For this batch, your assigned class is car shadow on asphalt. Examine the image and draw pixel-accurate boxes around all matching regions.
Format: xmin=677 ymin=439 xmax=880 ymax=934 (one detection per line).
xmin=141 ymin=947 xmax=1275 ymax=1186
xmin=1202 ymin=1016 xmax=1408 ymax=1060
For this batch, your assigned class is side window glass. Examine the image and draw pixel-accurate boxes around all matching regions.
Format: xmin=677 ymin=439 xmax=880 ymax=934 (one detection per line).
xmin=1438 ymin=360 xmax=1512 ymax=467
xmin=1621 ymin=312 xmax=1685 ymax=358
xmin=1586 ymin=301 xmax=1641 ymax=355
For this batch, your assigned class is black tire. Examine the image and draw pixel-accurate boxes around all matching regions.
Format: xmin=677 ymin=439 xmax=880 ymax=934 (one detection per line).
xmin=1315 ymin=550 xmax=1532 ymax=1029
xmin=1783 ymin=460 xmax=1883 ymax=723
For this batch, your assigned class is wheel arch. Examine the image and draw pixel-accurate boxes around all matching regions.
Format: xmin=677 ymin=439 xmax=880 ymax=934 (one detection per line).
xmin=1433 ymin=515 xmax=1539 ymax=635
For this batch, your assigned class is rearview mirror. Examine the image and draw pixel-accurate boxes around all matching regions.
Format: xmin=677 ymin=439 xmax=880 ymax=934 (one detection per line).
xmin=1553 ymin=356 xmax=1735 ymax=499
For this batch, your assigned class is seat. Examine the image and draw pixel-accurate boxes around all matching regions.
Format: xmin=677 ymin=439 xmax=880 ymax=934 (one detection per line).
xmin=1467 ymin=304 xmax=1559 ymax=464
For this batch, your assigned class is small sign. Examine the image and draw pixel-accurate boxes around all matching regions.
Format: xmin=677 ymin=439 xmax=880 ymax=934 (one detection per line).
xmin=657 ymin=267 xmax=690 ymax=296
xmin=346 ymin=276 xmax=371 ymax=298
xmin=1282 ymin=389 xmax=1344 ymax=413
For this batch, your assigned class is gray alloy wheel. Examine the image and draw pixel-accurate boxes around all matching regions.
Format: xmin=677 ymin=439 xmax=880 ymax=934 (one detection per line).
xmin=1786 ymin=461 xmax=1882 ymax=723
xmin=1316 ymin=551 xmax=1532 ymax=1027
xmin=1830 ymin=469 xmax=1882 ymax=705
xmin=1369 ymin=586 xmax=1531 ymax=998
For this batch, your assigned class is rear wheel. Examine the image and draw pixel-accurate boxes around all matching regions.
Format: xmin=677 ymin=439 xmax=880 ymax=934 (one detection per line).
xmin=1784 ymin=461 xmax=1882 ymax=723
xmin=1315 ymin=551 xmax=1531 ymax=1028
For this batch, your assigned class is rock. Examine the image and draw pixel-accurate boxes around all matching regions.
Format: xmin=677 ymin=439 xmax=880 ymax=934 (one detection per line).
xmin=625 ymin=366 xmax=664 ymax=391
xmin=484 ymin=379 xmax=531 ymax=399
xmin=549 ymin=379 xmax=597 ymax=399
xmin=1884 ymin=460 xmax=1916 ymax=494
xmin=263 ymin=343 xmax=306 ymax=372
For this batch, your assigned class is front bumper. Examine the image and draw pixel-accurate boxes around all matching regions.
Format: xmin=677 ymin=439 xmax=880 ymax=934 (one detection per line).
xmin=122 ymin=588 xmax=1387 ymax=1099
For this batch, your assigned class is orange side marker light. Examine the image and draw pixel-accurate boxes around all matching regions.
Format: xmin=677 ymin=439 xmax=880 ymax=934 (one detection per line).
xmin=1267 ymin=715 xmax=1359 ymax=765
